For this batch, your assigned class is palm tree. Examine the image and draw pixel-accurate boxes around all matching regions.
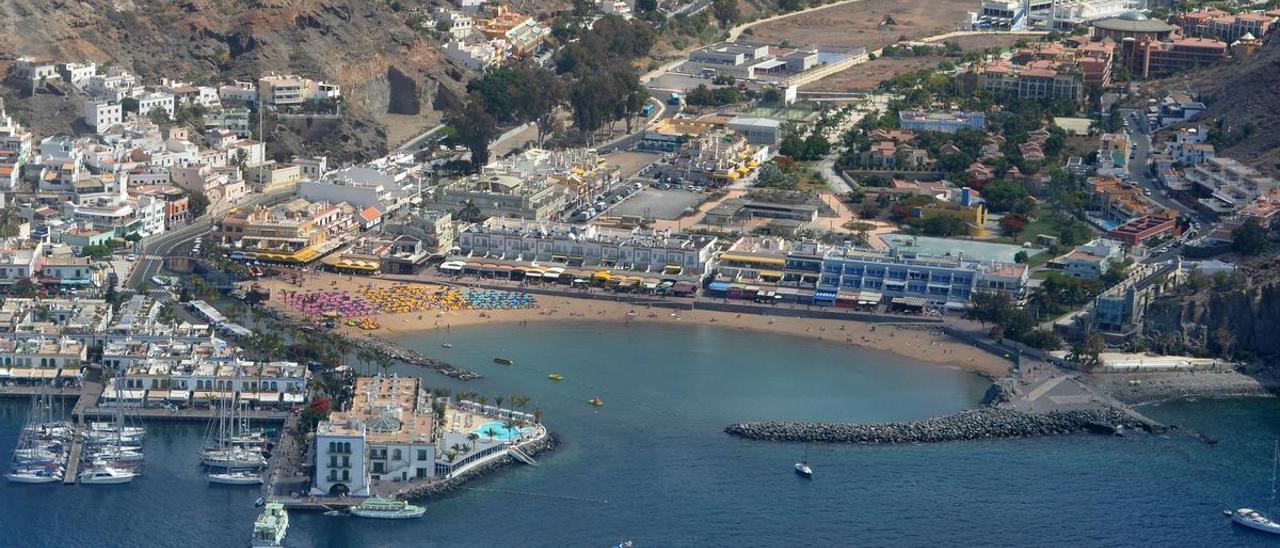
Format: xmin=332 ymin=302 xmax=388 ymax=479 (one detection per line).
xmin=466 ymin=432 xmax=480 ymax=448
xmin=484 ymin=426 xmax=499 ymax=443
xmin=531 ymin=407 xmax=543 ymax=424
xmin=475 ymin=395 xmax=488 ymax=411
xmin=355 ymin=349 xmax=376 ymax=376
xmin=376 ymin=354 xmax=393 ymax=377
xmin=494 ymin=395 xmax=505 ymax=410
xmin=501 ymin=418 xmax=518 ymax=442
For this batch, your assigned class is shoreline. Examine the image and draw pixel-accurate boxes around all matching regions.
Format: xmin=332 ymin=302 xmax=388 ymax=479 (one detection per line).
xmin=254 ymin=274 xmax=1011 ymax=377
xmin=1088 ymin=371 xmax=1280 ymax=406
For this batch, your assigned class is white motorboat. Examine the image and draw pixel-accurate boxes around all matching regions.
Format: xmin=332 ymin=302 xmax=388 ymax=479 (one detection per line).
xmin=79 ymin=461 xmax=137 ymax=485
xmin=5 ymin=466 xmax=62 ymax=484
xmin=251 ymin=502 xmax=289 ymax=547
xmin=208 ymin=471 xmax=263 ymax=485
xmin=12 ymin=448 xmax=60 ymax=463
xmin=88 ymin=422 xmax=146 ymax=438
xmin=349 ymin=498 xmax=426 ymax=519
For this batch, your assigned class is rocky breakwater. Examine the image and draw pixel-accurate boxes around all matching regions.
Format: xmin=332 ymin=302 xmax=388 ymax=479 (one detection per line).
xmin=353 ymin=336 xmax=481 ymax=381
xmin=725 ymin=407 xmax=1148 ymax=444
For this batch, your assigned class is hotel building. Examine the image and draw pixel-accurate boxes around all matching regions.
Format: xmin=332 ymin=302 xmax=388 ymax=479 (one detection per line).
xmin=313 ymin=376 xmax=437 ymax=497
xmin=214 ymin=198 xmax=360 ymax=264
xmin=458 ymin=218 xmax=718 ymax=276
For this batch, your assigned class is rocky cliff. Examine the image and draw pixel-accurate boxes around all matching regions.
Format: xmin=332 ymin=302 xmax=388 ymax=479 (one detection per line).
xmin=0 ymin=0 xmax=469 ymax=162
xmin=1144 ymin=269 xmax=1280 ymax=364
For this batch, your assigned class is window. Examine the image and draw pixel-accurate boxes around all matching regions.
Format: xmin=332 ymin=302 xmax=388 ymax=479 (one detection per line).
xmin=417 ymin=450 xmax=428 ymax=461
xmin=342 ymin=456 xmax=350 ymax=468
xmin=392 ymin=449 xmax=402 ymax=461
xmin=329 ymin=442 xmax=336 ymax=453
xmin=341 ymin=470 xmax=349 ymax=482
xmin=329 ymin=455 xmax=337 ymax=467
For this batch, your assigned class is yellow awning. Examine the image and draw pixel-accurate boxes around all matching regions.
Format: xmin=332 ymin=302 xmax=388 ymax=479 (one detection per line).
xmin=759 ymin=270 xmax=784 ymax=279
xmin=719 ymin=253 xmax=786 ymax=266
xmin=592 ymin=271 xmax=612 ymax=280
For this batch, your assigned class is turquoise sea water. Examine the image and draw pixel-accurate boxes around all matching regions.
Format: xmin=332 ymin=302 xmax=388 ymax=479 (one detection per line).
xmin=2 ymin=322 xmax=1279 ymax=547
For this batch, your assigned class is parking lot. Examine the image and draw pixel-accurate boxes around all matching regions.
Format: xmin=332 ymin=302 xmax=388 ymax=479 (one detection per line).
xmin=608 ymin=188 xmax=706 ymax=220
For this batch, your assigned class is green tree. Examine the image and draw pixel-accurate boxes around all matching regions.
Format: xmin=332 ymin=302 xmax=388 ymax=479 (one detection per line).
xmin=712 ymin=0 xmax=740 ymax=27
xmin=187 ymin=190 xmax=211 ymax=218
xmin=449 ymin=92 xmax=498 ymax=172
xmin=1231 ymin=218 xmax=1269 ymax=256
xmin=1067 ymin=332 xmax=1104 ymax=372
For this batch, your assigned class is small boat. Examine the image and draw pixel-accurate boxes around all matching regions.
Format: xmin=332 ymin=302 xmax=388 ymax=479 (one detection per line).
xmin=201 ymin=448 xmax=267 ymax=469
xmin=349 ymin=497 xmax=426 ymax=519
xmin=795 ymin=444 xmax=813 ymax=478
xmin=1230 ymin=440 xmax=1280 ymax=535
xmin=441 ymin=343 xmax=454 ymax=348
xmin=494 ymin=357 xmax=514 ymax=366
xmin=80 ymin=461 xmax=137 ymax=485
xmin=208 ymin=471 xmax=263 ymax=485
xmin=1232 ymin=508 xmax=1280 ymax=535
xmin=323 ymin=509 xmax=347 ymax=517
xmin=588 ymin=398 xmax=604 ymax=407
xmin=548 ymin=374 xmax=563 ymax=381
xmin=252 ymin=502 xmax=289 ymax=547
xmin=5 ymin=466 xmax=62 ymax=484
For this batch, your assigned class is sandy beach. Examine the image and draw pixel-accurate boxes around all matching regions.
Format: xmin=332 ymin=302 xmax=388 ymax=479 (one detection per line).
xmin=254 ymin=274 xmax=1010 ymax=377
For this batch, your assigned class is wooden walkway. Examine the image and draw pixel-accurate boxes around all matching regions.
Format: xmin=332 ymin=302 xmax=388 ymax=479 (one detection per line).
xmin=63 ymin=424 xmax=83 ymax=485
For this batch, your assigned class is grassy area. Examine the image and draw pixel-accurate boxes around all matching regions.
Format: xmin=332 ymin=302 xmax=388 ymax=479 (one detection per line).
xmin=1016 ymin=205 xmax=1072 ymax=245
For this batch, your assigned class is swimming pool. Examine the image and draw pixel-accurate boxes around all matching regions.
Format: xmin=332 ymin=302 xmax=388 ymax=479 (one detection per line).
xmin=472 ymin=421 xmax=533 ymax=442
xmin=879 ymin=234 xmax=1039 ymax=263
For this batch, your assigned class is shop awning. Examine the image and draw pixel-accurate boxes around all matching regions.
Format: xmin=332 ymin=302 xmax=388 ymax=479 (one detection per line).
xmin=813 ymin=289 xmax=838 ymax=301
xmin=719 ymin=253 xmax=785 ymax=266
xmin=759 ymin=270 xmax=784 ymax=280
xmin=592 ymin=271 xmax=613 ymax=280
xmin=857 ymin=290 xmax=883 ymax=305
xmin=167 ymin=390 xmax=189 ymax=401
xmin=891 ymin=296 xmax=928 ymax=308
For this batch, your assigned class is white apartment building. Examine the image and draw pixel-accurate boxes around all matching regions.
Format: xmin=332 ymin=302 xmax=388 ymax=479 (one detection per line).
xmin=83 ymin=99 xmax=124 ymax=130
xmin=459 ymin=218 xmax=719 ymax=275
xmin=58 ymin=62 xmax=98 ymax=86
xmin=137 ymin=92 xmax=176 ymax=119
xmin=312 ymin=376 xmax=437 ymax=497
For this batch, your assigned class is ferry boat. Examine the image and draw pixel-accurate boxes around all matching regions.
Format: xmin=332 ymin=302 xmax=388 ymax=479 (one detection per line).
xmin=80 ymin=460 xmax=137 ymax=485
xmin=548 ymin=374 xmax=563 ymax=381
xmin=493 ymin=357 xmax=514 ymax=366
xmin=252 ymin=502 xmax=289 ymax=547
xmin=208 ymin=470 xmax=263 ymax=485
xmin=349 ymin=498 xmax=426 ymax=519
xmin=588 ymin=398 xmax=604 ymax=407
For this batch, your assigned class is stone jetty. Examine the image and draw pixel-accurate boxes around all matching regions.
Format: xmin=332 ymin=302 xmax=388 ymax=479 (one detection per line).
xmin=259 ymin=307 xmax=480 ymax=380
xmin=725 ymin=408 xmax=1147 ymax=444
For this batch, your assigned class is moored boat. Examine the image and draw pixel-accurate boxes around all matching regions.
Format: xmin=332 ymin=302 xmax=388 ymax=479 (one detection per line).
xmin=548 ymin=374 xmax=563 ymax=381
xmin=208 ymin=471 xmax=263 ymax=486
xmin=349 ymin=497 xmax=426 ymax=519
xmin=5 ymin=465 xmax=62 ymax=484
xmin=794 ymin=444 xmax=813 ymax=478
xmin=201 ymin=448 xmax=267 ymax=469
xmin=494 ymin=357 xmax=514 ymax=366
xmin=588 ymin=397 xmax=604 ymax=407
xmin=251 ymin=502 xmax=289 ymax=547
xmin=79 ymin=461 xmax=137 ymax=485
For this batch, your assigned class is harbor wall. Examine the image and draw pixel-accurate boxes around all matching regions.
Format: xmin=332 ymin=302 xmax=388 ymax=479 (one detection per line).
xmin=725 ymin=407 xmax=1148 ymax=444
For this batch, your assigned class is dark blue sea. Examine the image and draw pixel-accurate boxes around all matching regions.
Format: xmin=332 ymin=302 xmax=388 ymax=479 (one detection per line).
xmin=2 ymin=322 xmax=1278 ymax=547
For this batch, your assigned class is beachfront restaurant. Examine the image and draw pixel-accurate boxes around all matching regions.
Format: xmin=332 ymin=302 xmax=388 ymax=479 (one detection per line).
xmin=442 ymin=256 xmax=699 ymax=295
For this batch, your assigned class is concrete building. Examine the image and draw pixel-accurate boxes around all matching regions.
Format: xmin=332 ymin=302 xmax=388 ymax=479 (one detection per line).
xmin=214 ymin=198 xmax=359 ymax=264
xmin=726 ymin=117 xmax=783 ymax=146
xmin=312 ymin=376 xmax=437 ymax=497
xmin=898 ymin=111 xmax=986 ymax=133
xmin=1184 ymin=157 xmax=1279 ymax=217
xmin=459 ymin=217 xmax=718 ymax=275
xmin=817 ymin=246 xmax=1027 ymax=307
xmin=83 ymin=100 xmax=124 ymax=131
xmin=1059 ymin=238 xmax=1124 ymax=279
xmin=0 ymin=99 xmax=33 ymax=189
xmin=136 ymin=92 xmax=176 ymax=119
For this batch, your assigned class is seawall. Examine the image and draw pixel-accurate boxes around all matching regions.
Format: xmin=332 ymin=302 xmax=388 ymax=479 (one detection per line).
xmin=396 ymin=432 xmax=559 ymax=501
xmin=725 ymin=407 xmax=1146 ymax=444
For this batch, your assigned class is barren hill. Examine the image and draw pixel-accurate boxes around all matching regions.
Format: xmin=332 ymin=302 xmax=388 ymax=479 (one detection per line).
xmin=0 ymin=0 xmax=470 ymax=162
xmin=1150 ymin=38 xmax=1280 ymax=173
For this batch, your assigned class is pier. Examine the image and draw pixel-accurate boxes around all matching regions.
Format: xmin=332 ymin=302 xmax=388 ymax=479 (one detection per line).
xmin=63 ymin=424 xmax=83 ymax=485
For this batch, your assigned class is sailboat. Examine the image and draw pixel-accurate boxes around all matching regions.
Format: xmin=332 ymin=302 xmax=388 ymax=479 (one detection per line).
xmin=6 ymin=387 xmax=67 ymax=484
xmin=202 ymin=396 xmax=267 ymax=471
xmin=82 ymin=376 xmax=144 ymax=483
xmin=794 ymin=444 xmax=813 ymax=478
xmin=1230 ymin=440 xmax=1280 ymax=535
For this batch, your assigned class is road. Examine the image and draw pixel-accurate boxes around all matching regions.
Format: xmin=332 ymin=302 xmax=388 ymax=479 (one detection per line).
xmin=1117 ymin=109 xmax=1210 ymax=264
xmin=125 ymin=187 xmax=297 ymax=290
